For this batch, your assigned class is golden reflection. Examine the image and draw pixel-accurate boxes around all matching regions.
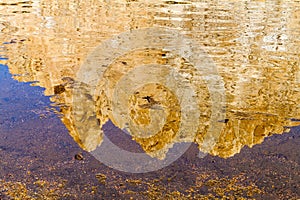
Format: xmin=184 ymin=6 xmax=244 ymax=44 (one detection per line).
xmin=1 ymin=0 xmax=300 ymax=159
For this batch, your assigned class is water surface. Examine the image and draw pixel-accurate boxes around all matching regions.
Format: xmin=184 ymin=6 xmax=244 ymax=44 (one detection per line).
xmin=0 ymin=0 xmax=300 ymax=199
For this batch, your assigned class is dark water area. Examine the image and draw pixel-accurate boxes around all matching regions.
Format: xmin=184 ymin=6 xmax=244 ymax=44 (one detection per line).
xmin=0 ymin=63 xmax=299 ymax=199
xmin=0 ymin=0 xmax=300 ymax=199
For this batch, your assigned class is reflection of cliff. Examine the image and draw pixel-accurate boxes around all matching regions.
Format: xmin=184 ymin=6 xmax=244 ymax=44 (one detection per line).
xmin=1 ymin=0 xmax=300 ymax=158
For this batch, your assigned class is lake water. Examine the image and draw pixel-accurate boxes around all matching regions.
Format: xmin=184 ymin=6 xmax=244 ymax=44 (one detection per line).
xmin=0 ymin=0 xmax=299 ymax=199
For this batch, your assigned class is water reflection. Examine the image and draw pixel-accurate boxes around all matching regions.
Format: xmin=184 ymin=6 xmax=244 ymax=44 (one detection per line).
xmin=1 ymin=0 xmax=300 ymax=163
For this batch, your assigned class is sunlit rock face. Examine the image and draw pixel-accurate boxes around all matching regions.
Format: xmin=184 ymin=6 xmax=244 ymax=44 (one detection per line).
xmin=1 ymin=0 xmax=300 ymax=158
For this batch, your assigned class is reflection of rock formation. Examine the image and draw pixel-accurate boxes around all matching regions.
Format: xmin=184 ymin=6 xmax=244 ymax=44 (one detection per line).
xmin=1 ymin=0 xmax=300 ymax=158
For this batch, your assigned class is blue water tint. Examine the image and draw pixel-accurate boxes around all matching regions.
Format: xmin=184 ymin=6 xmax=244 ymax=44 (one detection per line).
xmin=0 ymin=64 xmax=55 ymax=127
xmin=0 ymin=64 xmax=47 ymax=97
xmin=0 ymin=64 xmax=9 ymax=78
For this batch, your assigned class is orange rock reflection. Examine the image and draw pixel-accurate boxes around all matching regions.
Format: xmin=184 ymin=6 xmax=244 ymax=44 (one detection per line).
xmin=1 ymin=0 xmax=300 ymax=158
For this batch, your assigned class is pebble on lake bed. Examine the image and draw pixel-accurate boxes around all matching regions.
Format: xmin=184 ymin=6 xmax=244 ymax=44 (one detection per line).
xmin=74 ymin=153 xmax=83 ymax=160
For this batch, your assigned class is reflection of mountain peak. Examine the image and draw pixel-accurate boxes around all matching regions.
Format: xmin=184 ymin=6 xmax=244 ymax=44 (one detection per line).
xmin=2 ymin=0 xmax=300 ymax=159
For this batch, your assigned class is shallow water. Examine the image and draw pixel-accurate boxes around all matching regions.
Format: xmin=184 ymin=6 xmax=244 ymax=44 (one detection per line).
xmin=0 ymin=0 xmax=300 ymax=199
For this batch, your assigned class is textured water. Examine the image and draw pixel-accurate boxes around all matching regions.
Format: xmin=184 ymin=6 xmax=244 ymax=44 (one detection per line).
xmin=0 ymin=0 xmax=300 ymax=199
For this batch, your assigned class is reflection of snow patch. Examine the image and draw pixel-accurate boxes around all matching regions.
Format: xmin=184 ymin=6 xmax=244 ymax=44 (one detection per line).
xmin=44 ymin=16 xmax=56 ymax=29
xmin=198 ymin=150 xmax=207 ymax=159
xmin=31 ymin=0 xmax=42 ymax=16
